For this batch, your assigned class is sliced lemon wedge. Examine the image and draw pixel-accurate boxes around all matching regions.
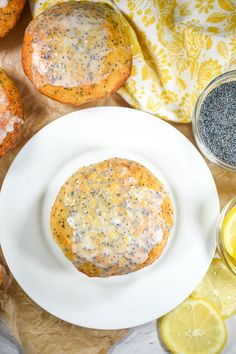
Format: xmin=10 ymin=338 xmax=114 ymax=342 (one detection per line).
xmin=160 ymin=297 xmax=227 ymax=354
xmin=222 ymin=205 xmax=236 ymax=260
xmin=192 ymin=258 xmax=236 ymax=317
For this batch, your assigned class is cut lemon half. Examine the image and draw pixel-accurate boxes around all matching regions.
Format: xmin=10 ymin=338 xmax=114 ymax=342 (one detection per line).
xmin=192 ymin=258 xmax=236 ymax=317
xmin=222 ymin=205 xmax=236 ymax=260
xmin=160 ymin=297 xmax=227 ymax=354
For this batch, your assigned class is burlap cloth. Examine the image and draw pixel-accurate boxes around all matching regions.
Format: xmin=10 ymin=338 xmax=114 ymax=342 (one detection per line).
xmin=0 ymin=4 xmax=235 ymax=354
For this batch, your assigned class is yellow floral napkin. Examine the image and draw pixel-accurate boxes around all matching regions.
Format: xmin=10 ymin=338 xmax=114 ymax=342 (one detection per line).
xmin=29 ymin=0 xmax=236 ymax=122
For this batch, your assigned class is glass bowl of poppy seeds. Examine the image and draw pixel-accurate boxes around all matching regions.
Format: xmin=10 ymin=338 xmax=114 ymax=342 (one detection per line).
xmin=193 ymin=70 xmax=236 ymax=171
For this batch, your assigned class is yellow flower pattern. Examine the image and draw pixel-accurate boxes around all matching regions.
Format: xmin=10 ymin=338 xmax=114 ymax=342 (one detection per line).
xmin=196 ymin=0 xmax=214 ymax=14
xmin=230 ymin=34 xmax=236 ymax=65
xmin=197 ymin=59 xmax=222 ymax=90
xmin=30 ymin=0 xmax=236 ymax=123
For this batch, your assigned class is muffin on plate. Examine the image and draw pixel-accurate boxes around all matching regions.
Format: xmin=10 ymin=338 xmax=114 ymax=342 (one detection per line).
xmin=50 ymin=158 xmax=174 ymax=277
xmin=0 ymin=69 xmax=24 ymax=157
xmin=0 ymin=0 xmax=25 ymax=38
xmin=22 ymin=1 xmax=132 ymax=105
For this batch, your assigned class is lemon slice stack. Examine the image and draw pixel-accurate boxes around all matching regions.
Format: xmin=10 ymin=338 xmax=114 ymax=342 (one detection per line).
xmin=161 ymin=298 xmax=227 ymax=354
xmin=192 ymin=258 xmax=236 ymax=317
xmin=160 ymin=258 xmax=236 ymax=354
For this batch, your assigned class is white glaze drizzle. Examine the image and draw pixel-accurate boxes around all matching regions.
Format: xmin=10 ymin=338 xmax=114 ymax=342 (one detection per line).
xmin=0 ymin=87 xmax=23 ymax=144
xmin=0 ymin=112 xmax=23 ymax=144
xmin=0 ymin=0 xmax=8 ymax=9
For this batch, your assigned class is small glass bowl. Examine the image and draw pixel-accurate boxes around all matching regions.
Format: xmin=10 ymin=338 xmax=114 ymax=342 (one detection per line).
xmin=193 ymin=70 xmax=236 ymax=172
xmin=217 ymin=196 xmax=236 ymax=275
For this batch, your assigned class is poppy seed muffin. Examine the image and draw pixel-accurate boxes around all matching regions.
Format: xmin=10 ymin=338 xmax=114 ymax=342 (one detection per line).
xmin=0 ymin=69 xmax=24 ymax=157
xmin=50 ymin=158 xmax=174 ymax=277
xmin=0 ymin=0 xmax=25 ymax=38
xmin=22 ymin=1 xmax=132 ymax=105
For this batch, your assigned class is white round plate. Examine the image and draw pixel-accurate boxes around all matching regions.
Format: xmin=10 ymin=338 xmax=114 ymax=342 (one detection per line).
xmin=0 ymin=107 xmax=219 ymax=330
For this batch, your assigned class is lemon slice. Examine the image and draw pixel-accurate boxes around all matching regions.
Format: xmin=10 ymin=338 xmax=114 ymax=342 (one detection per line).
xmin=161 ymin=298 xmax=227 ymax=354
xmin=192 ymin=258 xmax=236 ymax=317
xmin=222 ymin=205 xmax=236 ymax=260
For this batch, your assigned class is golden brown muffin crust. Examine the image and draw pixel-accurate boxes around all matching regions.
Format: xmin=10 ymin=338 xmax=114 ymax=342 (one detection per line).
xmin=0 ymin=69 xmax=24 ymax=157
xmin=22 ymin=1 xmax=132 ymax=106
xmin=0 ymin=0 xmax=25 ymax=38
xmin=51 ymin=158 xmax=174 ymax=277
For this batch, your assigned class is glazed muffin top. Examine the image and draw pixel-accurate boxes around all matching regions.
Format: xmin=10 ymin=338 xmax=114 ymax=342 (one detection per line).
xmin=51 ymin=158 xmax=174 ymax=277
xmin=23 ymin=1 xmax=131 ymax=90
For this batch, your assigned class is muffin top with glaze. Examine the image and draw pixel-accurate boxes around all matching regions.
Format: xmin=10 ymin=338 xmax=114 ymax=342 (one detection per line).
xmin=24 ymin=1 xmax=131 ymax=90
xmin=50 ymin=158 xmax=174 ymax=277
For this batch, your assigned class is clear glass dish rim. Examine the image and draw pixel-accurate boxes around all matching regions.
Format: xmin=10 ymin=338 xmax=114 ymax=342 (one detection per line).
xmin=217 ymin=196 xmax=236 ymax=275
xmin=192 ymin=70 xmax=236 ymax=172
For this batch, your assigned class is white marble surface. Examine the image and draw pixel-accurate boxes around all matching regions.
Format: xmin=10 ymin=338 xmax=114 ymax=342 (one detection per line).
xmin=0 ymin=319 xmax=24 ymax=354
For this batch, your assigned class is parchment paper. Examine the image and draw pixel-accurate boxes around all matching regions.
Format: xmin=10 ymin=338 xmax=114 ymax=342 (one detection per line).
xmin=0 ymin=4 xmax=235 ymax=354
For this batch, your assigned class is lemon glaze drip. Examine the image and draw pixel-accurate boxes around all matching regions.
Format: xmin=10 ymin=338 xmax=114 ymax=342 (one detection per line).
xmin=0 ymin=0 xmax=8 ymax=8
xmin=0 ymin=113 xmax=23 ymax=144
xmin=0 ymin=87 xmax=23 ymax=144
xmin=64 ymin=158 xmax=174 ymax=276
xmin=28 ymin=1 xmax=130 ymax=89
